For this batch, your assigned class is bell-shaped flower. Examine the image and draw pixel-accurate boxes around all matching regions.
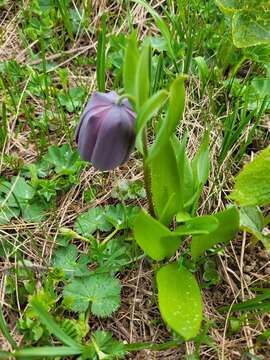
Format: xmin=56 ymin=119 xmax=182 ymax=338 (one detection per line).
xmin=75 ymin=91 xmax=136 ymax=171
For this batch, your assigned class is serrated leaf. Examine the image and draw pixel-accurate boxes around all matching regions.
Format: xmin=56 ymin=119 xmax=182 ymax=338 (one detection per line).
xmin=63 ymin=274 xmax=121 ymax=317
xmin=133 ymin=210 xmax=182 ymax=261
xmin=44 ymin=144 xmax=82 ymax=175
xmin=90 ymin=238 xmax=132 ymax=275
xmin=90 ymin=331 xmax=126 ymax=359
xmin=230 ymin=146 xmax=270 ymax=206
xmin=53 ymin=244 xmax=90 ymax=278
xmin=191 ymin=206 xmax=239 ymax=259
xmin=75 ymin=207 xmax=113 ymax=237
xmin=104 ymin=204 xmax=140 ymax=229
xmin=157 ymin=263 xmax=202 ymax=340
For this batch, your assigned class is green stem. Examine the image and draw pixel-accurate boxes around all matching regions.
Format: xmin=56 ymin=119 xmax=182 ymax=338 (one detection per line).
xmin=101 ymin=227 xmax=119 ymax=245
xmin=142 ymin=129 xmax=155 ymax=217
xmin=116 ymin=94 xmax=136 ymax=106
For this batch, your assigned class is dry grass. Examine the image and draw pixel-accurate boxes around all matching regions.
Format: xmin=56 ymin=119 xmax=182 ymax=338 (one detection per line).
xmin=1 ymin=1 xmax=270 ymax=359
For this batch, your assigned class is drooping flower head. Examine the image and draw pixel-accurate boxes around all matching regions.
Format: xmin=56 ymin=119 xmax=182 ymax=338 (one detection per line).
xmin=75 ymin=91 xmax=136 ymax=171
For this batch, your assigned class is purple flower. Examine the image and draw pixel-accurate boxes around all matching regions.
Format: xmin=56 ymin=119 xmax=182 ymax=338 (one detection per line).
xmin=75 ymin=91 xmax=136 ymax=171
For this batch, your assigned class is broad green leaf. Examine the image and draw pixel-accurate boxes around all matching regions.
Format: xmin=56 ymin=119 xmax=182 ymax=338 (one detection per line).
xmin=215 ymin=0 xmax=243 ymax=14
xmin=216 ymin=0 xmax=270 ymax=48
xmin=230 ymin=146 xmax=270 ymax=206
xmin=135 ymin=90 xmax=168 ymax=154
xmin=191 ymin=206 xmax=239 ymax=259
xmin=44 ymin=144 xmax=82 ymax=175
xmin=135 ymin=43 xmax=150 ymax=109
xmin=240 ymin=206 xmax=270 ymax=253
xmin=75 ymin=207 xmax=113 ymax=237
xmin=133 ymin=0 xmax=175 ymax=61
xmin=53 ymin=244 xmax=90 ymax=278
xmin=176 ymin=215 xmax=219 ymax=235
xmin=123 ymin=32 xmax=139 ymax=96
xmin=151 ymin=141 xmax=181 ymax=224
xmin=133 ymin=210 xmax=182 ymax=261
xmin=232 ymin=10 xmax=270 ymax=48
xmin=157 ymin=263 xmax=202 ymax=340
xmin=104 ymin=204 xmax=140 ymax=229
xmin=191 ymin=132 xmax=210 ymax=188
xmin=63 ymin=274 xmax=121 ymax=317
xmin=148 ymin=76 xmax=186 ymax=162
xmin=21 ymin=201 xmax=49 ymax=222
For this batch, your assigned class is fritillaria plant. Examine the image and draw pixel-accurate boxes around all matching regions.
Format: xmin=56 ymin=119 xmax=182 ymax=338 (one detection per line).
xmin=76 ymin=34 xmax=240 ymax=341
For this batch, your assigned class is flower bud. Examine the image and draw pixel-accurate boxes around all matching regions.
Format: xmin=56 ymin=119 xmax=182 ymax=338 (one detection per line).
xmin=75 ymin=91 xmax=136 ymax=171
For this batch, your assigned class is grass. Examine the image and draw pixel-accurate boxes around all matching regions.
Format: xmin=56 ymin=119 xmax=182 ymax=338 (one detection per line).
xmin=0 ymin=0 xmax=270 ymax=359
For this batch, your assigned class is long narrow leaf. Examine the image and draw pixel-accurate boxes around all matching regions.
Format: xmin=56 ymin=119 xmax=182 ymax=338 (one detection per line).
xmin=135 ymin=90 xmax=168 ymax=154
xmin=14 ymin=346 xmax=82 ymax=358
xmin=0 ymin=304 xmax=17 ymax=349
xmin=133 ymin=0 xmax=175 ymax=62
xmin=123 ymin=32 xmax=139 ymax=96
xmin=97 ymin=15 xmax=106 ymax=92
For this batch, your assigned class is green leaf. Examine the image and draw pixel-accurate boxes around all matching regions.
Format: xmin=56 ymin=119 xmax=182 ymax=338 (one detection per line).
xmin=104 ymin=204 xmax=140 ymax=229
xmin=239 ymin=206 xmax=270 ymax=253
xmin=148 ymin=76 xmax=186 ymax=162
xmin=191 ymin=132 xmax=210 ymax=188
xmin=123 ymin=32 xmax=139 ymax=96
xmin=151 ymin=140 xmax=181 ymax=224
xmin=13 ymin=346 xmax=82 ymax=358
xmin=133 ymin=210 xmax=182 ymax=261
xmin=232 ymin=9 xmax=270 ymax=48
xmin=97 ymin=15 xmax=106 ymax=92
xmin=191 ymin=206 xmax=239 ymax=259
xmin=216 ymin=0 xmax=270 ymax=48
xmin=133 ymin=0 xmax=175 ymax=61
xmin=21 ymin=201 xmax=49 ymax=222
xmin=156 ymin=263 xmax=202 ymax=340
xmin=63 ymin=274 xmax=121 ymax=317
xmin=230 ymin=146 xmax=270 ymax=206
xmin=135 ymin=42 xmax=150 ymax=109
xmin=90 ymin=331 xmax=126 ymax=359
xmin=44 ymin=144 xmax=82 ymax=175
xmin=90 ymin=238 xmax=132 ymax=275
xmin=30 ymin=298 xmax=82 ymax=350
xmin=172 ymin=134 xmax=194 ymax=209
xmin=53 ymin=244 xmax=90 ymax=278
xmin=135 ymin=90 xmax=168 ymax=154
xmin=0 ymin=304 xmax=17 ymax=349
xmin=75 ymin=207 xmax=113 ymax=237
xmin=0 ymin=202 xmax=20 ymax=225
xmin=176 ymin=215 xmax=219 ymax=235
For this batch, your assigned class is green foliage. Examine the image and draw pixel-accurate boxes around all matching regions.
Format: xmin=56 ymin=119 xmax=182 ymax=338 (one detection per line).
xmin=75 ymin=204 xmax=139 ymax=237
xmin=63 ymin=274 xmax=121 ymax=316
xmin=111 ymin=179 xmax=146 ymax=200
xmin=216 ymin=0 xmax=270 ymax=47
xmin=151 ymin=140 xmax=182 ymax=224
xmin=53 ymin=244 xmax=90 ymax=279
xmin=156 ymin=263 xmax=202 ymax=340
xmin=230 ymin=146 xmax=270 ymax=206
xmin=133 ymin=210 xmax=182 ymax=261
xmin=191 ymin=207 xmax=239 ymax=259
